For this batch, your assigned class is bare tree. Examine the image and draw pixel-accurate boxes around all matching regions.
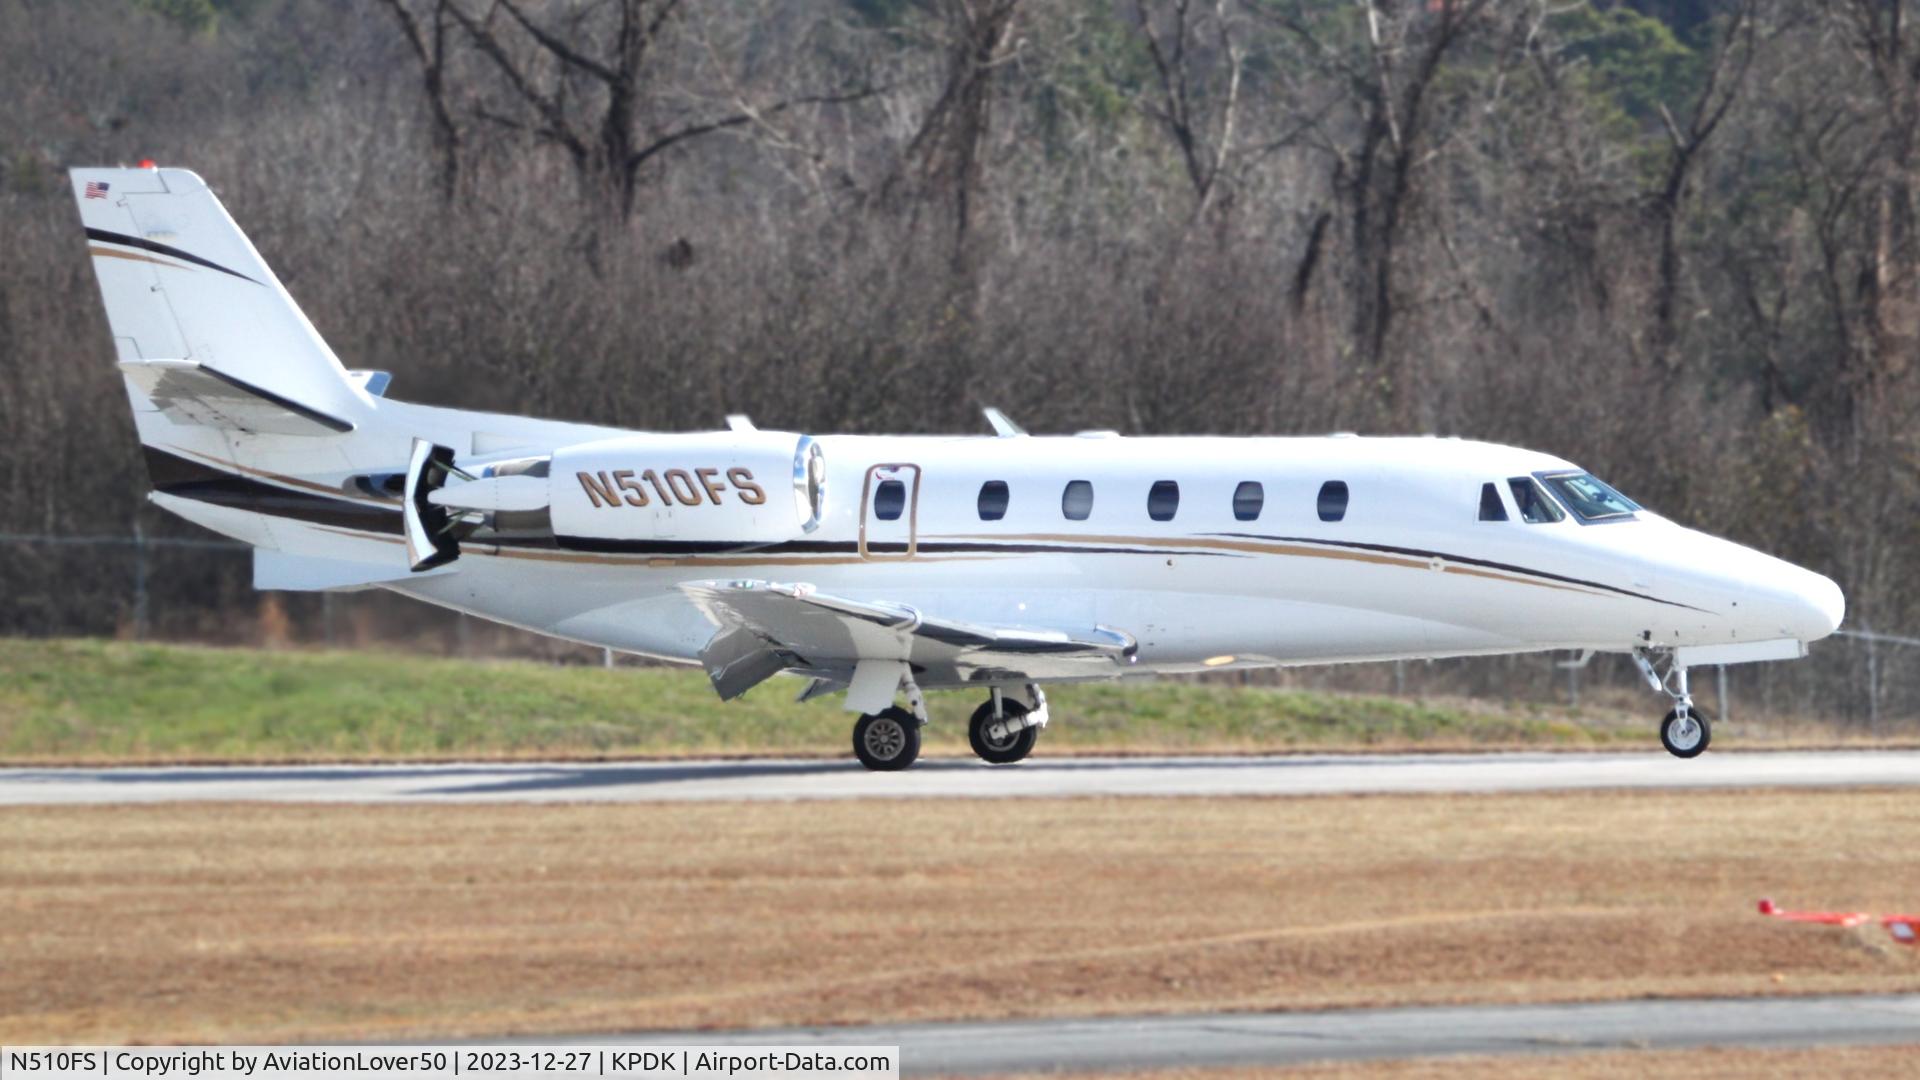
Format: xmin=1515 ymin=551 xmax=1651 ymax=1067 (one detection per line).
xmin=885 ymin=0 xmax=1024 ymax=272
xmin=375 ymin=0 xmax=463 ymax=201
xmin=1826 ymin=0 xmax=1920 ymax=411
xmin=1130 ymin=0 xmax=1246 ymax=226
xmin=1272 ymin=0 xmax=1496 ymax=423
xmin=1646 ymin=0 xmax=1760 ymax=366
xmin=380 ymin=0 xmax=881 ymax=219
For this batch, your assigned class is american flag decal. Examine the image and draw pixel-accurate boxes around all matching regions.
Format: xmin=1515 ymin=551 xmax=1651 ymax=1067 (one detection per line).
xmin=84 ymin=181 xmax=110 ymax=200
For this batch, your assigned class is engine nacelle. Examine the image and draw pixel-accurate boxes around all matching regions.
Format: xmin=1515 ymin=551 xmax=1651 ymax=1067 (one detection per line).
xmin=549 ymin=431 xmax=824 ymax=549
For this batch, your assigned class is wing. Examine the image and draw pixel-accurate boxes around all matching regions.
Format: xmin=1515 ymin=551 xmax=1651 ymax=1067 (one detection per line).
xmin=679 ymin=580 xmax=1138 ymax=700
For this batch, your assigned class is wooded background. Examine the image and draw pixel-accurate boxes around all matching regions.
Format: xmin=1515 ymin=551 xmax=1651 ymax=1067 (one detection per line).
xmin=3 ymin=0 xmax=1918 ymax=719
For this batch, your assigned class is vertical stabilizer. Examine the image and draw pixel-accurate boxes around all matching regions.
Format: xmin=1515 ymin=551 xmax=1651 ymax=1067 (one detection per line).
xmin=70 ymin=166 xmax=369 ymax=433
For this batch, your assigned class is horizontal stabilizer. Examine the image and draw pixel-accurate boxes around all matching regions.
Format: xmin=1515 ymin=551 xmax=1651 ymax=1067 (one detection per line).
xmin=120 ymin=359 xmax=353 ymax=437
xmin=254 ymin=549 xmax=453 ymax=592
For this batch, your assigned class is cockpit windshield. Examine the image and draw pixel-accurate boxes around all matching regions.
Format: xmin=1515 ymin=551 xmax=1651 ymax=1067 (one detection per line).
xmin=1537 ymin=471 xmax=1640 ymax=523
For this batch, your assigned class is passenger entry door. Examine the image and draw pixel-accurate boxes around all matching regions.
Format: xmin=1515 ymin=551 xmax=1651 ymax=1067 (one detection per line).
xmin=859 ymin=463 xmax=920 ymax=559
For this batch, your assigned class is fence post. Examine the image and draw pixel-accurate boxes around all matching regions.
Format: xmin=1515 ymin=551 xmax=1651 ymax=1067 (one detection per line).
xmin=130 ymin=520 xmax=149 ymax=641
xmin=1867 ymin=629 xmax=1881 ymax=737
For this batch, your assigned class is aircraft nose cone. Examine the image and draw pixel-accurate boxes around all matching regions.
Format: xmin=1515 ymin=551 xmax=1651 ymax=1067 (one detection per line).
xmin=1793 ymin=569 xmax=1846 ymax=641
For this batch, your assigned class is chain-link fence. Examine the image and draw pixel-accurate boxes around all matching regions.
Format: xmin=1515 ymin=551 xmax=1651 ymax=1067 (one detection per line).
xmin=3 ymin=533 xmax=1914 ymax=732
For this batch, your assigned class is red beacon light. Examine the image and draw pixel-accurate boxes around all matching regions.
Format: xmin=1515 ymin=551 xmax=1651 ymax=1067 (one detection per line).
xmin=138 ymin=159 xmax=157 ymax=169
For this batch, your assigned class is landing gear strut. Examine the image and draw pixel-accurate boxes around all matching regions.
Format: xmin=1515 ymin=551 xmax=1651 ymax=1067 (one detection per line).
xmin=1635 ymin=650 xmax=1712 ymax=758
xmin=968 ymin=685 xmax=1049 ymax=765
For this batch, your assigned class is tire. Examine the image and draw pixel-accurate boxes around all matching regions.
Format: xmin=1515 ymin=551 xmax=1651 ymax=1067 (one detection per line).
xmin=854 ymin=707 xmax=921 ymax=771
xmin=1660 ymin=706 xmax=1711 ymax=758
xmin=969 ymin=698 xmax=1038 ymax=765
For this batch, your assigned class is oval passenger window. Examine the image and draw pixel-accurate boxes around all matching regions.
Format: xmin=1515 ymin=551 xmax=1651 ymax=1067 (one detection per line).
xmin=1062 ymin=480 xmax=1094 ymax=521
xmin=1317 ymin=480 xmax=1348 ymax=523
xmin=873 ymin=479 xmax=906 ymax=521
xmin=1147 ymin=480 xmax=1179 ymax=522
xmin=977 ymin=480 xmax=1009 ymax=521
xmin=1233 ymin=481 xmax=1264 ymax=522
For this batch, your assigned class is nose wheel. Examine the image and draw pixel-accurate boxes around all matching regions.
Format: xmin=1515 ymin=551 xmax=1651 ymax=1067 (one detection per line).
xmin=1635 ymin=649 xmax=1712 ymax=758
xmin=1659 ymin=706 xmax=1711 ymax=758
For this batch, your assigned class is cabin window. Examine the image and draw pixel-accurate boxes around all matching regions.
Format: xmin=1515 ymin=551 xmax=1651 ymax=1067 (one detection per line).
xmin=977 ymin=480 xmax=1010 ymax=521
xmin=1317 ymin=480 xmax=1349 ymax=523
xmin=1478 ymin=482 xmax=1509 ymax=522
xmin=873 ymin=479 xmax=907 ymax=521
xmin=1147 ymin=480 xmax=1180 ymax=521
xmin=1537 ymin=471 xmax=1639 ymax=523
xmin=1062 ymin=480 xmax=1094 ymax=521
xmin=1233 ymin=481 xmax=1264 ymax=522
xmin=1507 ymin=477 xmax=1564 ymax=524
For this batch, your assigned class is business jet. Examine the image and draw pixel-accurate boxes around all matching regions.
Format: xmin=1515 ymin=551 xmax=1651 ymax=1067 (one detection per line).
xmin=69 ymin=165 xmax=1845 ymax=769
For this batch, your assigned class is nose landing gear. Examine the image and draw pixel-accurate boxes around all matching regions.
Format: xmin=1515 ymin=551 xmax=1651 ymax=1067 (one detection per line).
xmin=1660 ymin=706 xmax=1711 ymax=757
xmin=1635 ymin=649 xmax=1712 ymax=758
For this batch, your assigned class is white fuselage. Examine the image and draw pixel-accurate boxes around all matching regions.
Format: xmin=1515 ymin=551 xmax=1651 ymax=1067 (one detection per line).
xmin=148 ymin=407 xmax=1842 ymax=691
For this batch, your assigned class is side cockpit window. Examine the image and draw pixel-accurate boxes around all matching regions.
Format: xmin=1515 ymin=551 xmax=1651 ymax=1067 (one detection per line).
xmin=1507 ymin=477 xmax=1564 ymax=524
xmin=1478 ymin=482 xmax=1508 ymax=522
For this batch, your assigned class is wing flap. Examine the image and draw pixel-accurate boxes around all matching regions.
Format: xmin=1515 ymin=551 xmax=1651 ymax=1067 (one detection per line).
xmin=680 ymin=580 xmax=1137 ymax=699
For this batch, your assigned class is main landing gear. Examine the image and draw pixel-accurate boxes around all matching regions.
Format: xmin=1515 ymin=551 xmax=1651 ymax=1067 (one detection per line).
xmin=1634 ymin=649 xmax=1711 ymax=758
xmin=852 ymin=707 xmax=922 ymax=771
xmin=853 ymin=672 xmax=931 ymax=771
xmin=968 ymin=686 xmax=1049 ymax=765
xmin=851 ymin=681 xmax=1051 ymax=771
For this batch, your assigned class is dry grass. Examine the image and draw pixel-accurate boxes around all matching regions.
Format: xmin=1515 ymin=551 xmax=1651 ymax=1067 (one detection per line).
xmin=4 ymin=791 xmax=1920 ymax=1044
xmin=1011 ymin=1044 xmax=1920 ymax=1078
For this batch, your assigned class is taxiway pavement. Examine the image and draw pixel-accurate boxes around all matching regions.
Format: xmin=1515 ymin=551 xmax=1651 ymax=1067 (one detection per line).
xmin=3 ymin=750 xmax=1918 ymax=804
xmin=546 ymin=994 xmax=1920 ymax=1073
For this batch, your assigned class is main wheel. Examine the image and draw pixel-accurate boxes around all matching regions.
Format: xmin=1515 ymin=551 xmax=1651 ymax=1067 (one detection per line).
xmin=969 ymin=698 xmax=1038 ymax=765
xmin=1660 ymin=706 xmax=1711 ymax=758
xmin=854 ymin=707 xmax=921 ymax=771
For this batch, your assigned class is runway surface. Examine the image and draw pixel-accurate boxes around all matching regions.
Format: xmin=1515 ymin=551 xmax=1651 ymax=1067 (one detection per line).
xmin=3 ymin=750 xmax=1919 ymax=804
xmin=543 ymin=994 xmax=1920 ymax=1072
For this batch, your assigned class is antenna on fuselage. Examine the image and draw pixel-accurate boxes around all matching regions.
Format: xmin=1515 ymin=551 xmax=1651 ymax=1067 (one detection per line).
xmin=982 ymin=407 xmax=1026 ymax=437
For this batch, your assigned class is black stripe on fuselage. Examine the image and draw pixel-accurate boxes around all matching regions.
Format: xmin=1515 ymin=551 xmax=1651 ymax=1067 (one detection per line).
xmin=134 ymin=451 xmax=1701 ymax=612
xmin=86 ymin=227 xmax=262 ymax=285
xmin=144 ymin=446 xmax=402 ymax=535
xmin=550 ymin=536 xmax=1240 ymax=558
xmin=1208 ymin=532 xmax=1708 ymax=612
